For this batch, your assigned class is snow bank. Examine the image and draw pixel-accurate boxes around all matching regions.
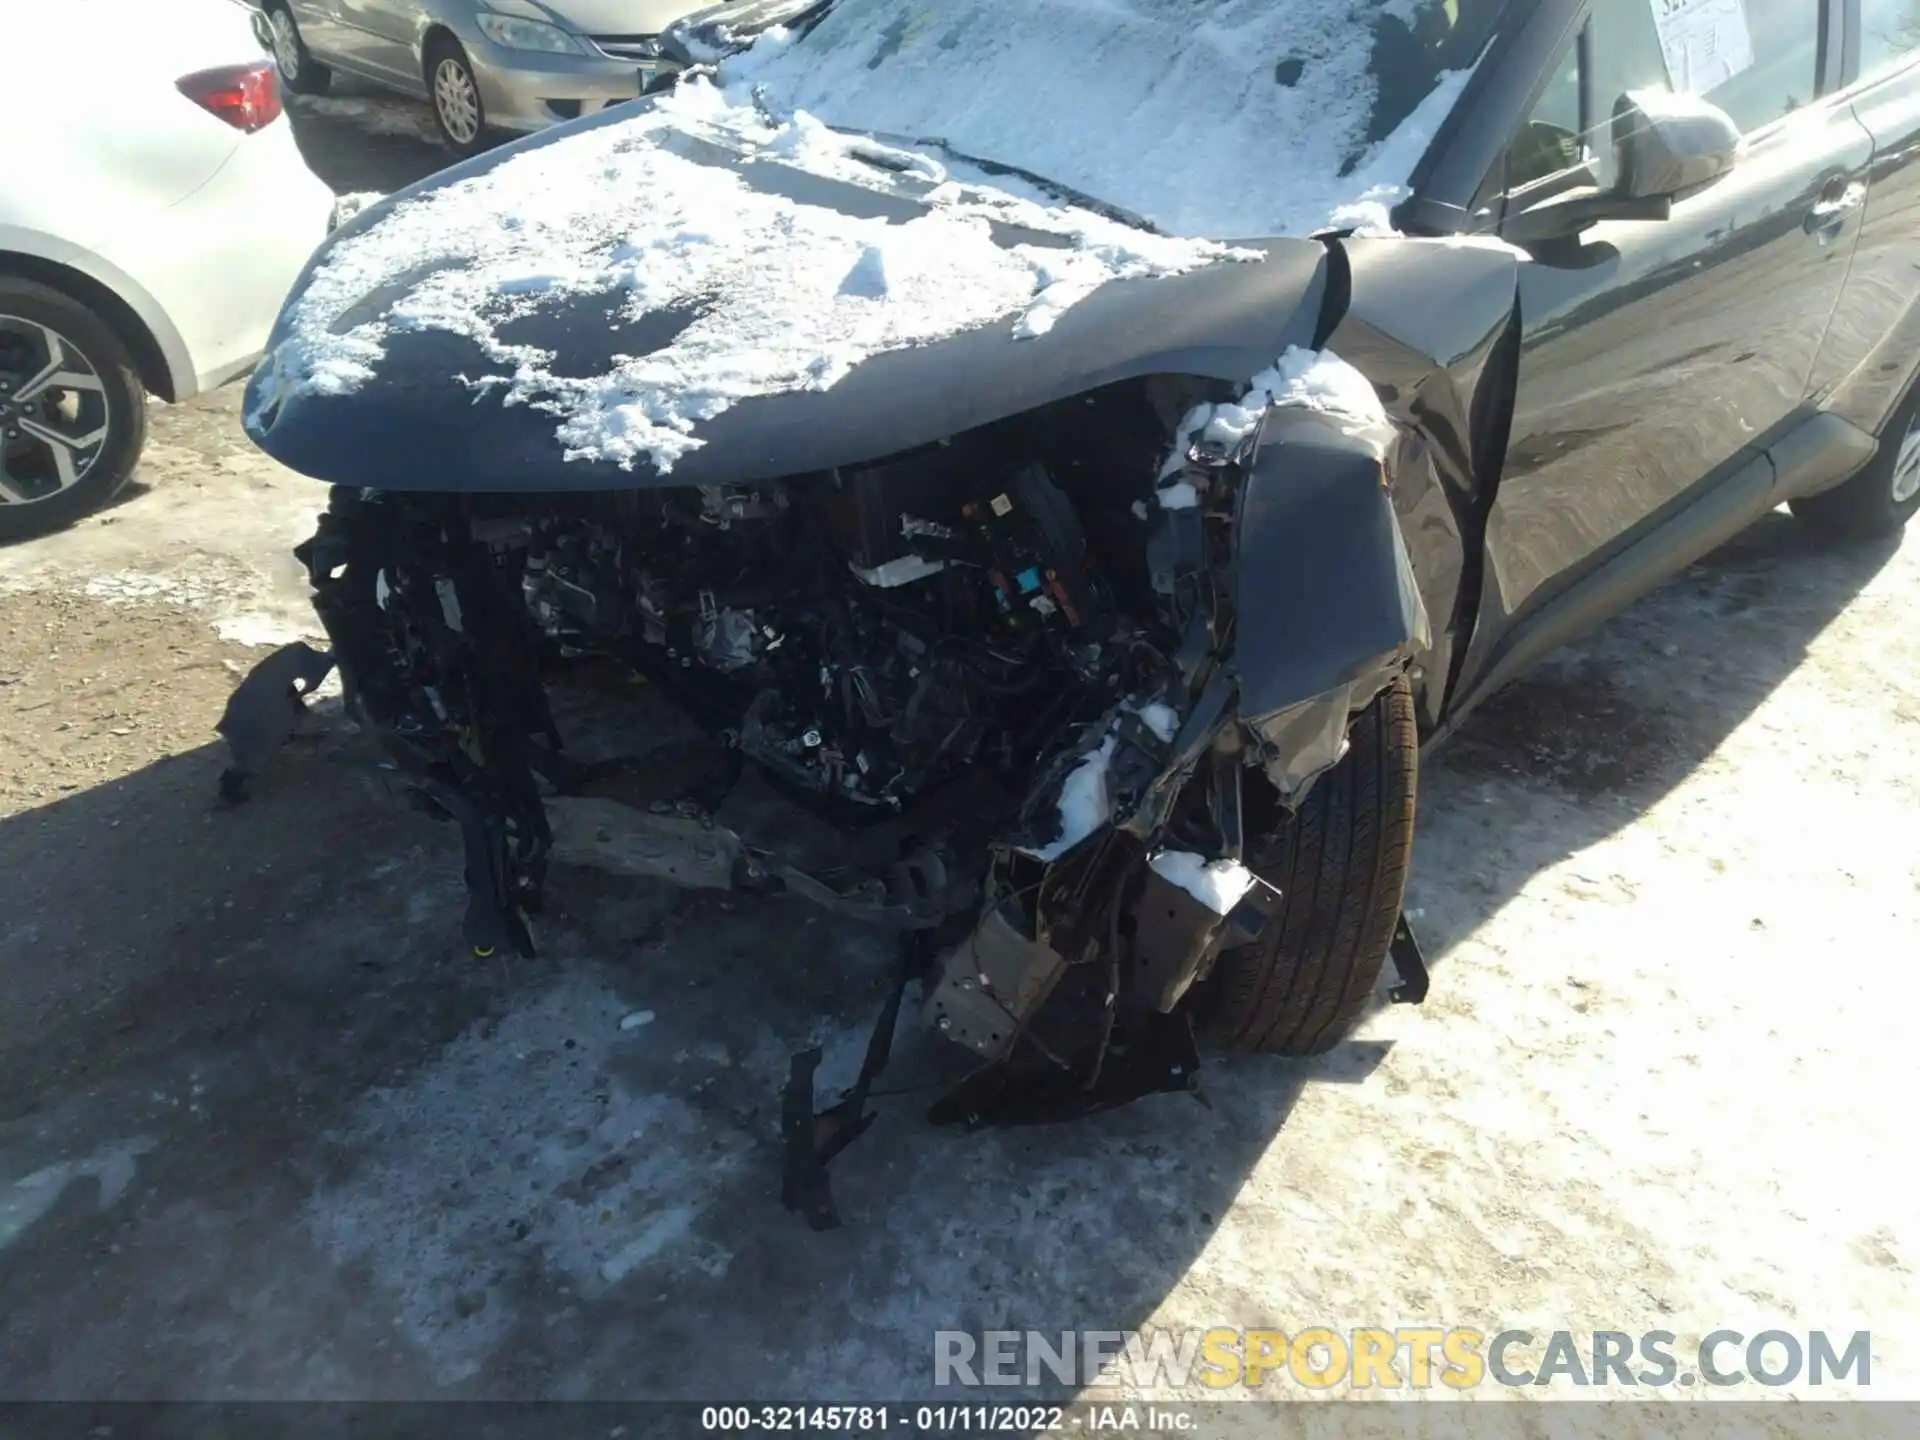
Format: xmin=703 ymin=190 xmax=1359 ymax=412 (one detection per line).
xmin=265 ymin=75 xmax=1247 ymax=474
xmin=731 ymin=0 xmax=1482 ymax=239
xmin=1148 ymin=851 xmax=1259 ymax=916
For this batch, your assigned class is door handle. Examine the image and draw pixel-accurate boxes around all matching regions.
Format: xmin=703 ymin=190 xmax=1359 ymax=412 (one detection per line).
xmin=1804 ymin=180 xmax=1866 ymax=240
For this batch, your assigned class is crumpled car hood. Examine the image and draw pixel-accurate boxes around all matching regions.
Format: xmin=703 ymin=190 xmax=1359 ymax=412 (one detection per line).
xmin=244 ymin=97 xmax=1329 ymax=493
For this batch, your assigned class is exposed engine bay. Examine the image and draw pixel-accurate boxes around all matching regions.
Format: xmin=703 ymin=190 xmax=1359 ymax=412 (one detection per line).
xmin=228 ymin=372 xmax=1433 ymax=1226
xmin=522 ymin=449 xmax=1123 ymax=818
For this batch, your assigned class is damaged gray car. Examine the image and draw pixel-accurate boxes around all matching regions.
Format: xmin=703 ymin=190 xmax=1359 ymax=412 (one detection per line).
xmin=229 ymin=0 xmax=1920 ymax=1223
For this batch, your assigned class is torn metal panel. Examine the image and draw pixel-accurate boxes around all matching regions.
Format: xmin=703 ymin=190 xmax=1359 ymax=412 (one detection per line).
xmin=1232 ymin=407 xmax=1431 ymax=723
xmin=1244 ymin=689 xmax=1354 ymax=809
xmin=923 ymin=907 xmax=1067 ymax=1061
xmin=1126 ymin=868 xmax=1233 ymax=1015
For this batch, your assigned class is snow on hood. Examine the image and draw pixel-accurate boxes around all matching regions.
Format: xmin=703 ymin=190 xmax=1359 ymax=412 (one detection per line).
xmin=258 ymin=76 xmax=1254 ymax=475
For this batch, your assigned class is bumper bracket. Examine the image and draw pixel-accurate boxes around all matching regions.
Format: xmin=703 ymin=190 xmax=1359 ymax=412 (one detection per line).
xmin=1387 ymin=911 xmax=1429 ymax=1005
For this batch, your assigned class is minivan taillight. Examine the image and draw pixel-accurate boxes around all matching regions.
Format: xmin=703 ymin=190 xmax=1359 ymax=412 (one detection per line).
xmin=176 ymin=62 xmax=282 ymax=133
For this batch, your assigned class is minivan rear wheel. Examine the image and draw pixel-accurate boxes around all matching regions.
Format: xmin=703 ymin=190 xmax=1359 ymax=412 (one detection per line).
xmin=1789 ymin=386 xmax=1920 ymax=542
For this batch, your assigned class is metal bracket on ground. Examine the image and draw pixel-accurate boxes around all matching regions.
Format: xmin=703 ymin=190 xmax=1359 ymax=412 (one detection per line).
xmin=1387 ymin=911 xmax=1429 ymax=1005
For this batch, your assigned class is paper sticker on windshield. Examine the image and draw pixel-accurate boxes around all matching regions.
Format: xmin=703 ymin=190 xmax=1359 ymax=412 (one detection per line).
xmin=1649 ymin=0 xmax=1755 ymax=93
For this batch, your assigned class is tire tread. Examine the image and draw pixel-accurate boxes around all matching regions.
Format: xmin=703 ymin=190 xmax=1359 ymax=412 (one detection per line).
xmin=1202 ymin=676 xmax=1418 ymax=1056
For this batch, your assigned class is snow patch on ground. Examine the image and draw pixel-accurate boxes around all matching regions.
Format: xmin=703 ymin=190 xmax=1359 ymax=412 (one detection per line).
xmin=300 ymin=970 xmax=749 ymax=1385
xmin=215 ymin=610 xmax=313 ymax=647
xmin=0 ymin=419 xmax=327 ymax=647
xmin=0 ymin=1138 xmax=156 ymax=1255
xmin=287 ymin=93 xmax=441 ymax=144
xmin=1148 ymin=851 xmax=1258 ymax=916
xmin=264 ymin=75 xmax=1248 ymax=475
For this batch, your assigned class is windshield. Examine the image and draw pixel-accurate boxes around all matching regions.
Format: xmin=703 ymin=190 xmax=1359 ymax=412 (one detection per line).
xmin=726 ymin=0 xmax=1505 ymax=238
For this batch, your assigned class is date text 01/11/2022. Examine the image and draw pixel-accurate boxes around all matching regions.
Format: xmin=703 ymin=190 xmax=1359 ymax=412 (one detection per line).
xmin=698 ymin=1404 xmax=1194 ymax=1432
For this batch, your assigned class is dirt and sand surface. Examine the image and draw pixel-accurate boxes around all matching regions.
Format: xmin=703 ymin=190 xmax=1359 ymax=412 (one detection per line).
xmin=0 ymin=83 xmax=1915 ymax=1435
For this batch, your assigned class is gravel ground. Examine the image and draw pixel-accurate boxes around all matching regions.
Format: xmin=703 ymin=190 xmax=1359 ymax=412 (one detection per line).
xmin=0 ymin=90 xmax=1915 ymax=1434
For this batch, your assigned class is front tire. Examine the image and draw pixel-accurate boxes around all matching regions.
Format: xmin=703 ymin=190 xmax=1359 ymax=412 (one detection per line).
xmin=265 ymin=0 xmax=331 ymax=97
xmin=1789 ymin=387 xmax=1920 ymax=542
xmin=0 ymin=279 xmax=148 ymax=543
xmin=1196 ymin=675 xmax=1418 ymax=1056
xmin=426 ymin=38 xmax=492 ymax=159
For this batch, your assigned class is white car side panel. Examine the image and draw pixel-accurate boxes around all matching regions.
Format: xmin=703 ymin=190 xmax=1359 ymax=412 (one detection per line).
xmin=140 ymin=125 xmax=335 ymax=394
xmin=0 ymin=223 xmax=200 ymax=397
xmin=0 ymin=0 xmax=329 ymax=399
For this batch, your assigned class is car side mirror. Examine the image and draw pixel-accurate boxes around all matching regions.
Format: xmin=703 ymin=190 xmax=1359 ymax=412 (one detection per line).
xmin=1613 ymin=87 xmax=1743 ymax=201
xmin=1504 ymin=88 xmax=1742 ymax=246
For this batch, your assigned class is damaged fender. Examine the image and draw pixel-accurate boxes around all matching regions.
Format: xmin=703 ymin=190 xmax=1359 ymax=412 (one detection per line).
xmin=1324 ymin=236 xmax=1530 ymax=733
xmin=1233 ymin=404 xmax=1431 ymax=805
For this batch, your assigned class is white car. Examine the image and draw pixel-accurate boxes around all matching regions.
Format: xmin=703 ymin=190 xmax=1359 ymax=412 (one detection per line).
xmin=0 ymin=0 xmax=336 ymax=540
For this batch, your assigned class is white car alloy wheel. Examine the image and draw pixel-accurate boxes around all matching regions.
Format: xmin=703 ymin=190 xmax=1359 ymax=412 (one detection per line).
xmin=269 ymin=8 xmax=302 ymax=82
xmin=0 ymin=316 xmax=110 ymax=507
xmin=1890 ymin=414 xmax=1920 ymax=505
xmin=434 ymin=57 xmax=481 ymax=145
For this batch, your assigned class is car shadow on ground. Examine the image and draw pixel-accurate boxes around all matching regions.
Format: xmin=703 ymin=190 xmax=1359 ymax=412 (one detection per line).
xmin=0 ymin=512 xmax=1901 ymax=1399
xmin=281 ymin=77 xmax=456 ymax=196
xmin=1380 ymin=510 xmax=1905 ymax=1024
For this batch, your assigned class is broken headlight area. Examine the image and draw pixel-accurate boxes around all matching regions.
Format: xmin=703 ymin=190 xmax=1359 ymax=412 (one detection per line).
xmin=234 ymin=376 xmax=1394 ymax=1222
